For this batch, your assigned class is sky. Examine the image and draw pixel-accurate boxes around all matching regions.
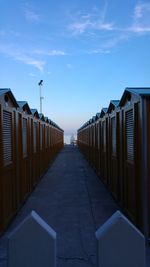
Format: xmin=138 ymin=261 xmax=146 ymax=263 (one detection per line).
xmin=1 ymin=0 xmax=150 ymax=143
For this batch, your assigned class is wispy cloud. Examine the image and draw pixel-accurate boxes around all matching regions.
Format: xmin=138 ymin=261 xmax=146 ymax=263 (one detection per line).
xmin=24 ymin=7 xmax=41 ymax=22
xmin=0 ymin=44 xmax=45 ymax=72
xmin=130 ymin=2 xmax=150 ymax=33
xmin=0 ymin=29 xmax=22 ymax=38
xmin=68 ymin=3 xmax=114 ymax=35
xmin=29 ymin=73 xmax=37 ymax=77
xmin=16 ymin=55 xmax=45 ymax=72
xmin=134 ymin=2 xmax=150 ymax=20
xmin=69 ymin=20 xmax=114 ymax=35
xmin=67 ymin=63 xmax=72 ymax=69
xmin=68 ymin=1 xmax=150 ymax=53
xmin=47 ymin=71 xmax=52 ymax=75
xmin=102 ymin=34 xmax=130 ymax=51
xmin=134 ymin=3 xmax=144 ymax=19
xmin=88 ymin=49 xmax=110 ymax=54
xmin=0 ymin=40 xmax=67 ymax=71
xmin=33 ymin=49 xmax=67 ymax=56
xmin=69 ymin=21 xmax=91 ymax=34
xmin=129 ymin=25 xmax=150 ymax=33
xmin=0 ymin=29 xmax=6 ymax=36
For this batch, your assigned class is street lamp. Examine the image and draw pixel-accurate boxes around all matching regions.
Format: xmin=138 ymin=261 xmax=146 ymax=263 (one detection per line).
xmin=38 ymin=80 xmax=44 ymax=113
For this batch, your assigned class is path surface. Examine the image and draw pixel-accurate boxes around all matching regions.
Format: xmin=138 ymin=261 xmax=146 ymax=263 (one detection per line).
xmin=0 ymin=145 xmax=149 ymax=267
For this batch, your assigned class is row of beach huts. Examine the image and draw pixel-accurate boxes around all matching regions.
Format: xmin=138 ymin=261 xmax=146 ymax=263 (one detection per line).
xmin=0 ymin=88 xmax=64 ymax=234
xmin=78 ymin=87 xmax=150 ymax=237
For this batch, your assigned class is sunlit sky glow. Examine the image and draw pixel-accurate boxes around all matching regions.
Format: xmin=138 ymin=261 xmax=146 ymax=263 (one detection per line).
xmin=1 ymin=0 xmax=150 ymax=141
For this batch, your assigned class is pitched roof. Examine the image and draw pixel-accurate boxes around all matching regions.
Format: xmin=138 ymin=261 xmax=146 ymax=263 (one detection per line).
xmin=126 ymin=87 xmax=150 ymax=96
xmin=100 ymin=107 xmax=108 ymax=118
xmin=0 ymin=88 xmax=19 ymax=107
xmin=31 ymin=109 xmax=40 ymax=118
xmin=17 ymin=101 xmax=32 ymax=114
xmin=92 ymin=116 xmax=96 ymax=122
xmin=44 ymin=116 xmax=49 ymax=123
xmin=119 ymin=88 xmax=150 ymax=106
xmin=95 ymin=112 xmax=101 ymax=120
xmin=39 ymin=113 xmax=45 ymax=121
xmin=107 ymin=100 xmax=119 ymax=113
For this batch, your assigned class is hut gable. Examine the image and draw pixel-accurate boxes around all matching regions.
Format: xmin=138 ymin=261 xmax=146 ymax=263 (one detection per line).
xmin=17 ymin=101 xmax=32 ymax=115
xmin=39 ymin=113 xmax=45 ymax=121
xmin=100 ymin=108 xmax=108 ymax=118
xmin=31 ymin=109 xmax=39 ymax=119
xmin=107 ymin=100 xmax=119 ymax=114
xmin=0 ymin=89 xmax=19 ymax=108
xmin=89 ymin=118 xmax=92 ymax=125
xmin=126 ymin=88 xmax=150 ymax=97
xmin=44 ymin=117 xmax=49 ymax=123
xmin=92 ymin=116 xmax=96 ymax=123
xmin=95 ymin=113 xmax=100 ymax=121
xmin=119 ymin=88 xmax=150 ymax=107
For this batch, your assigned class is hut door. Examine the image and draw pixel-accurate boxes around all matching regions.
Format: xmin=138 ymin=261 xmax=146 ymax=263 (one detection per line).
xmin=2 ymin=108 xmax=16 ymax=226
xmin=124 ymin=106 xmax=137 ymax=221
xmin=21 ymin=116 xmax=29 ymax=201
xmin=110 ymin=115 xmax=118 ymax=198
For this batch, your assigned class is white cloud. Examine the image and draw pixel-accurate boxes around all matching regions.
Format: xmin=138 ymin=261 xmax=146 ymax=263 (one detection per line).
xmin=69 ymin=21 xmax=91 ymax=34
xmin=68 ymin=0 xmax=150 ymax=50
xmin=88 ymin=49 xmax=110 ymax=54
xmin=29 ymin=73 xmax=37 ymax=77
xmin=70 ymin=1 xmax=150 ymax=55
xmin=134 ymin=4 xmax=143 ymax=19
xmin=69 ymin=20 xmax=114 ymax=35
xmin=0 ymin=29 xmax=6 ymax=36
xmin=68 ymin=3 xmax=114 ymax=35
xmin=0 ymin=44 xmax=45 ymax=72
xmin=46 ymin=50 xmax=66 ymax=56
xmin=0 ymin=43 xmax=67 ymax=71
xmin=134 ymin=2 xmax=150 ymax=19
xmin=67 ymin=63 xmax=72 ymax=69
xmin=24 ymin=8 xmax=40 ymax=22
xmin=47 ymin=71 xmax=52 ymax=75
xmin=33 ymin=49 xmax=67 ymax=56
xmin=13 ymin=55 xmax=45 ymax=72
xmin=131 ymin=2 xmax=150 ymax=33
xmin=129 ymin=25 xmax=150 ymax=33
xmin=0 ymin=29 xmax=22 ymax=38
xmin=93 ymin=22 xmax=114 ymax=31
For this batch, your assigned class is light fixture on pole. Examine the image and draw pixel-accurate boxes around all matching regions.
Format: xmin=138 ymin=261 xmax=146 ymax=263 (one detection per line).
xmin=38 ymin=80 xmax=44 ymax=113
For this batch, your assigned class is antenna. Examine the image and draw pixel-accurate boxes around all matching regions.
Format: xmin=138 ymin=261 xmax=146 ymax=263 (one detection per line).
xmin=38 ymin=80 xmax=44 ymax=113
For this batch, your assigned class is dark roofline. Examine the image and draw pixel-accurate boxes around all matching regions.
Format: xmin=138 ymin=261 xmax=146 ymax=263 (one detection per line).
xmin=17 ymin=101 xmax=32 ymax=114
xmin=100 ymin=107 xmax=108 ymax=118
xmin=125 ymin=87 xmax=150 ymax=96
xmin=39 ymin=113 xmax=45 ymax=121
xmin=0 ymin=88 xmax=19 ymax=108
xmin=44 ymin=116 xmax=49 ymax=123
xmin=95 ymin=112 xmax=101 ymax=120
xmin=119 ymin=88 xmax=150 ymax=106
xmin=30 ymin=109 xmax=40 ymax=118
xmin=92 ymin=116 xmax=96 ymax=123
xmin=107 ymin=100 xmax=119 ymax=113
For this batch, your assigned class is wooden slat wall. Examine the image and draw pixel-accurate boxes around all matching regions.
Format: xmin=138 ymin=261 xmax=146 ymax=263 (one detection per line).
xmin=0 ymin=96 xmax=64 ymax=235
xmin=77 ymin=94 xmax=148 ymax=235
xmin=0 ymin=104 xmax=3 ymax=231
xmin=125 ymin=109 xmax=134 ymax=162
xmin=3 ymin=110 xmax=12 ymax=166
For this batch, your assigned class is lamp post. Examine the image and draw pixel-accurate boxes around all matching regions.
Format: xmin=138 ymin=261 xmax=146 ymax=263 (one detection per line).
xmin=38 ymin=80 xmax=44 ymax=113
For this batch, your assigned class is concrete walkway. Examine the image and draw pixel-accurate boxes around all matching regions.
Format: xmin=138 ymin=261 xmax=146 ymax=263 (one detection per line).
xmin=0 ymin=145 xmax=149 ymax=267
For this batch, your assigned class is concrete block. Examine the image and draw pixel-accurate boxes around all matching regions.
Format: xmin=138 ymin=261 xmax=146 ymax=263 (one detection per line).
xmin=95 ymin=210 xmax=146 ymax=267
xmin=7 ymin=210 xmax=56 ymax=267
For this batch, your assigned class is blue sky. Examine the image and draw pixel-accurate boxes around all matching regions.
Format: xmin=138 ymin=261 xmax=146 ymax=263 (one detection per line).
xmin=1 ymin=0 xmax=150 ymax=141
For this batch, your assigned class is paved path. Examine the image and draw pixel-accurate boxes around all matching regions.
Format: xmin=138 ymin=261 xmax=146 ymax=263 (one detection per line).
xmin=0 ymin=145 xmax=149 ymax=266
